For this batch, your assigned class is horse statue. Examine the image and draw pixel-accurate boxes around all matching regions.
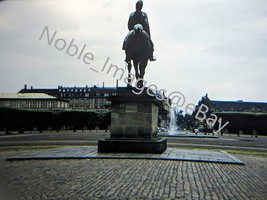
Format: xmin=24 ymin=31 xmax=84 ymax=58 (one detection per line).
xmin=123 ymin=24 xmax=153 ymax=88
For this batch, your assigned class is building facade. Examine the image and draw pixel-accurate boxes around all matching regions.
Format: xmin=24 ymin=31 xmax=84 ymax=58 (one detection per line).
xmin=19 ymin=85 xmax=117 ymax=111
xmin=18 ymin=85 xmax=170 ymax=127
xmin=193 ymin=94 xmax=267 ymax=134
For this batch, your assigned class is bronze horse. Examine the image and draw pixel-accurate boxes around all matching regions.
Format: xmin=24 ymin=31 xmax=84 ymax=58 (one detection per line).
xmin=123 ymin=24 xmax=152 ymax=88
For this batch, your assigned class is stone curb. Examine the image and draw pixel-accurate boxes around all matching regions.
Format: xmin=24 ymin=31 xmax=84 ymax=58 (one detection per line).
xmin=6 ymin=147 xmax=245 ymax=165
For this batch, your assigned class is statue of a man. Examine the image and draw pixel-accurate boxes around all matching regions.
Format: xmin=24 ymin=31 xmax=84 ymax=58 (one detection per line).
xmin=128 ymin=0 xmax=151 ymax=37
xmin=123 ymin=0 xmax=156 ymax=62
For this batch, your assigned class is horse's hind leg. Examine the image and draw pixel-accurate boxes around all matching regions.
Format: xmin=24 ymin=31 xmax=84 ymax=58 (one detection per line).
xmin=133 ymin=61 xmax=139 ymax=80
xmin=136 ymin=59 xmax=148 ymax=88
xmin=139 ymin=59 xmax=148 ymax=79
xmin=134 ymin=61 xmax=144 ymax=88
xmin=127 ymin=62 xmax=132 ymax=87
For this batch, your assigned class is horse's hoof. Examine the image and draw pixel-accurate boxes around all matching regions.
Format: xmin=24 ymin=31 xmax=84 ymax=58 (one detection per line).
xmin=137 ymin=82 xmax=143 ymax=89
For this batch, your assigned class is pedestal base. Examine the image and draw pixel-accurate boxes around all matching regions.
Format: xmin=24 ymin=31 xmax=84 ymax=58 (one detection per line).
xmin=98 ymin=138 xmax=167 ymax=154
xmin=98 ymin=87 xmax=167 ymax=154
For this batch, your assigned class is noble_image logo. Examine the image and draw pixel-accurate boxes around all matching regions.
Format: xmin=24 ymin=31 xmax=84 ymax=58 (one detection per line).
xmin=39 ymin=25 xmax=229 ymax=134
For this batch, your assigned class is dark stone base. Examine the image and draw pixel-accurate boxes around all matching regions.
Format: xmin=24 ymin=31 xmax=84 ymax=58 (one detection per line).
xmin=98 ymin=138 xmax=167 ymax=154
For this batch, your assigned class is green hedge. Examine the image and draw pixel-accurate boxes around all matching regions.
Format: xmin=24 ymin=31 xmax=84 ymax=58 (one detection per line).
xmin=214 ymin=112 xmax=267 ymax=135
xmin=0 ymin=108 xmax=111 ymax=132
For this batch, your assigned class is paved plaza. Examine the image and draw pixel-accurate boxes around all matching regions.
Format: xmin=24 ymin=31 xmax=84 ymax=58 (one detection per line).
xmin=0 ymin=132 xmax=266 ymax=199
xmin=0 ymin=151 xmax=266 ymax=200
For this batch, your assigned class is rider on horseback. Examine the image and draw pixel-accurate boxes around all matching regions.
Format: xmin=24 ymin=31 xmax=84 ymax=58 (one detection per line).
xmin=124 ymin=23 xmax=152 ymax=88
xmin=123 ymin=0 xmax=156 ymax=62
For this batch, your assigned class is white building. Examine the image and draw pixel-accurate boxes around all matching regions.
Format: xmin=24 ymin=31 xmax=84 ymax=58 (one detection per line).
xmin=0 ymin=93 xmax=69 ymax=110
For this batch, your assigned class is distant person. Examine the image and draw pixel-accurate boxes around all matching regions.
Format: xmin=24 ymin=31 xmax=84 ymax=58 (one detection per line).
xmin=123 ymin=0 xmax=156 ymax=62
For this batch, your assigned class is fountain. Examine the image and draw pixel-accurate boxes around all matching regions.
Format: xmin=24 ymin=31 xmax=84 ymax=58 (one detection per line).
xmin=168 ymin=107 xmax=180 ymax=135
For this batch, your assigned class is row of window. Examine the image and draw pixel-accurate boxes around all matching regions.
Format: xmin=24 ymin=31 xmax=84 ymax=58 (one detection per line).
xmin=58 ymin=88 xmax=116 ymax=94
xmin=59 ymin=88 xmax=91 ymax=93
xmin=59 ymin=91 xmax=116 ymax=98
xmin=0 ymin=100 xmax=68 ymax=109
xmin=69 ymin=99 xmax=111 ymax=109
xmin=0 ymin=98 xmax=113 ymax=110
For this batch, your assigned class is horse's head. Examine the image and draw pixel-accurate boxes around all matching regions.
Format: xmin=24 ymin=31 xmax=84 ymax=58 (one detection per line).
xmin=133 ymin=24 xmax=143 ymax=34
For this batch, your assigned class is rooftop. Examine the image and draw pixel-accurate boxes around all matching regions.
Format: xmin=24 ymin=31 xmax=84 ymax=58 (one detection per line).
xmin=199 ymin=94 xmax=267 ymax=112
xmin=210 ymin=100 xmax=267 ymax=112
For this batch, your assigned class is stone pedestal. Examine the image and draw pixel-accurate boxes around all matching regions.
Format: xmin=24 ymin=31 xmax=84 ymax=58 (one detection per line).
xmin=98 ymin=87 xmax=167 ymax=153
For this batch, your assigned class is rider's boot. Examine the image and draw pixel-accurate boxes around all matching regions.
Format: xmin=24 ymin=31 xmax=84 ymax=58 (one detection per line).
xmin=150 ymin=54 xmax=156 ymax=61
xmin=125 ymin=59 xmax=131 ymax=64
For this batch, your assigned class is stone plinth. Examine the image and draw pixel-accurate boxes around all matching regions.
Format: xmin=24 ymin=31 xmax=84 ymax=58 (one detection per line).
xmin=98 ymin=138 xmax=167 ymax=153
xmin=98 ymin=87 xmax=167 ymax=153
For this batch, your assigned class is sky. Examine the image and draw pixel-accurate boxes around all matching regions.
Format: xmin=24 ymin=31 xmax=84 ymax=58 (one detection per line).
xmin=0 ymin=0 xmax=266 ymax=110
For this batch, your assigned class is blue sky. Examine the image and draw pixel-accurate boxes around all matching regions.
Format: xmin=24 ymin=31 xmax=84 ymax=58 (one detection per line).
xmin=0 ymin=0 xmax=266 ymax=108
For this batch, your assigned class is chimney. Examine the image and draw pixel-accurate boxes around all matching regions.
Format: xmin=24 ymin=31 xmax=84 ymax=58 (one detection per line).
xmin=31 ymin=86 xmax=33 ymax=89
xmin=24 ymin=84 xmax=27 ymax=90
xmin=116 ymin=79 xmax=118 ymax=88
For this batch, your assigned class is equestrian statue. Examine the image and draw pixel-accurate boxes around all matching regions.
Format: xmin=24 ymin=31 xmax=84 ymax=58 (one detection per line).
xmin=122 ymin=0 xmax=156 ymax=88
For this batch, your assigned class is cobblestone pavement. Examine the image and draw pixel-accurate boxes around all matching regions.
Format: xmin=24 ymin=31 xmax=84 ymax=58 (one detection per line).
xmin=0 ymin=151 xmax=266 ymax=200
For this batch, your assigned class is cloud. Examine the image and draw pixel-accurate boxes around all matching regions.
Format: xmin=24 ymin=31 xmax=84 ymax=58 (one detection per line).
xmin=0 ymin=0 xmax=266 ymax=104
